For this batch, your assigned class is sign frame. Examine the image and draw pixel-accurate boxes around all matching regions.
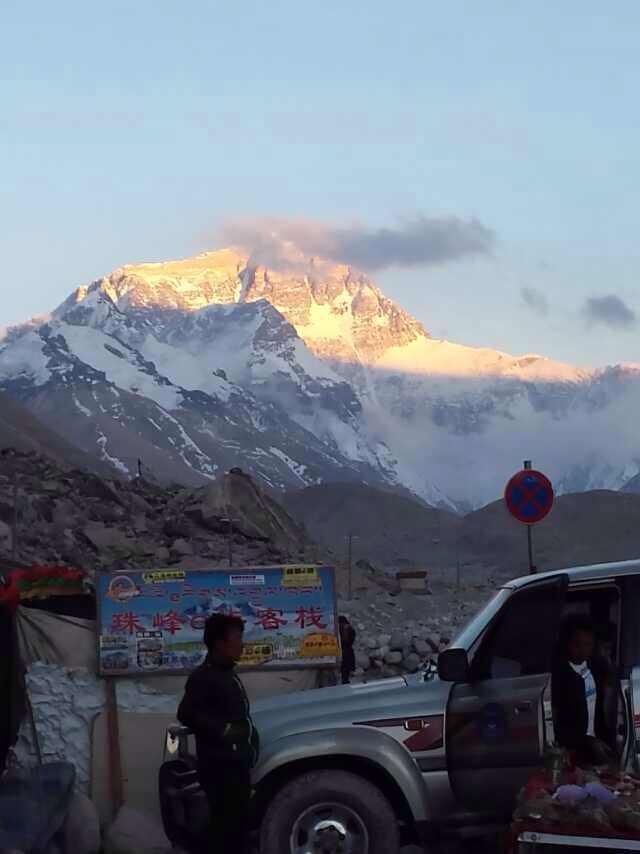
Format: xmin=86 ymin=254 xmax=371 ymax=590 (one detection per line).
xmin=96 ymin=564 xmax=339 ymax=678
xmin=504 ymin=468 xmax=554 ymax=525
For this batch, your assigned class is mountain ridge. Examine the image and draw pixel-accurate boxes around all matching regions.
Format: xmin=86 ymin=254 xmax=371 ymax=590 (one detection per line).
xmin=2 ymin=246 xmax=640 ymax=508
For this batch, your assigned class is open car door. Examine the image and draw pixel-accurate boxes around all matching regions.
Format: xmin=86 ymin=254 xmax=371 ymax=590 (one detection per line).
xmin=445 ymin=575 xmax=568 ymax=816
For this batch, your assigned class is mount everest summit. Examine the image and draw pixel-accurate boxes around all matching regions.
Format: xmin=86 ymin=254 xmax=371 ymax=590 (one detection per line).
xmin=1 ymin=247 xmax=640 ymax=510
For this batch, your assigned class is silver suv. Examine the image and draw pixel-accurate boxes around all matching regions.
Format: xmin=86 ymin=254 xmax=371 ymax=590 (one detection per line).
xmin=159 ymin=560 xmax=640 ymax=853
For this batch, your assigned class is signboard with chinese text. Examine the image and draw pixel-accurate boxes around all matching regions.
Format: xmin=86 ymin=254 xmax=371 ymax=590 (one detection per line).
xmin=96 ymin=565 xmax=338 ymax=676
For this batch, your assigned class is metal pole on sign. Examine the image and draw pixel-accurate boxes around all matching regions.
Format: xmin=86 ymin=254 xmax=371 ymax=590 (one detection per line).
xmin=523 ymin=460 xmax=536 ymax=574
xmin=105 ymin=678 xmax=124 ymax=818
xmin=527 ymin=526 xmax=535 ymax=575
xmin=222 ymin=507 xmax=237 ymax=567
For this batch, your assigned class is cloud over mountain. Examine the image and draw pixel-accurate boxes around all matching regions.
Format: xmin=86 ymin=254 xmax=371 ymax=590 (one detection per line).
xmin=583 ymin=294 xmax=636 ymax=330
xmin=219 ymin=214 xmax=494 ymax=272
xmin=521 ymin=286 xmax=549 ymax=316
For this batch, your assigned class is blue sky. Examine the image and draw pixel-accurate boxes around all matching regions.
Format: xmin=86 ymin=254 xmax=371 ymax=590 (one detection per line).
xmin=2 ymin=1 xmax=640 ymax=366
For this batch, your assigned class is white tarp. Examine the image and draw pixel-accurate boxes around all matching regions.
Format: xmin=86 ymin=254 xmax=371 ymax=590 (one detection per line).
xmin=15 ymin=605 xmax=328 ymax=810
xmin=16 ymin=607 xmax=95 ymax=670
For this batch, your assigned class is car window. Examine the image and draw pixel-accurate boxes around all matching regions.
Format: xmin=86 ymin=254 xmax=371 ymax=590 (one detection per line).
xmin=473 ymin=584 xmax=565 ymax=680
xmin=449 ymin=590 xmax=508 ymax=651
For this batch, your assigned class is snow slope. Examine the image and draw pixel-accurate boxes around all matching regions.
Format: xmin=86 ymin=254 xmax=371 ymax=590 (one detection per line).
xmin=2 ymin=247 xmax=640 ymax=508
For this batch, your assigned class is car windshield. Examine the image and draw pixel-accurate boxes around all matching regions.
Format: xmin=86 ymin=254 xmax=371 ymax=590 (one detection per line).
xmin=449 ymin=589 xmax=511 ymax=651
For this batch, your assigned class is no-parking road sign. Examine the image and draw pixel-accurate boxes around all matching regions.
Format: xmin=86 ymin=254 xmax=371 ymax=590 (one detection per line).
xmin=504 ymin=468 xmax=554 ymax=525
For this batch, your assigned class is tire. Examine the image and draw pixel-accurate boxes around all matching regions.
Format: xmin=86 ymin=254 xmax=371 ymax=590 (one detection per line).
xmin=260 ymin=768 xmax=400 ymax=854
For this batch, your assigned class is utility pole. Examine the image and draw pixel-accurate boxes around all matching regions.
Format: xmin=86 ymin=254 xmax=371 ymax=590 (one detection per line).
xmin=137 ymin=458 xmax=143 ymax=478
xmin=346 ymin=533 xmax=358 ymax=600
xmin=221 ymin=509 xmax=238 ymax=568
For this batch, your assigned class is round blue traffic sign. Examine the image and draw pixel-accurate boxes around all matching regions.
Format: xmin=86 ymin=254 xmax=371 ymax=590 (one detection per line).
xmin=505 ymin=469 xmax=554 ymax=524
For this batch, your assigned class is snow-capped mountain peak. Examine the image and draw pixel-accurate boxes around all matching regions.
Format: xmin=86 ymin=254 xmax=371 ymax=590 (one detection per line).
xmin=2 ymin=245 xmax=639 ymax=509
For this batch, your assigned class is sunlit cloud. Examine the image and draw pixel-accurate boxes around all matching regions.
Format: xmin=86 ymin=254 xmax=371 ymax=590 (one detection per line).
xmin=219 ymin=214 xmax=495 ymax=272
xmin=583 ymin=294 xmax=636 ymax=330
xmin=521 ymin=287 xmax=549 ymax=317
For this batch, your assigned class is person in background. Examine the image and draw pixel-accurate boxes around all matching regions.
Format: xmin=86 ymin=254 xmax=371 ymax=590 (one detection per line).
xmin=551 ymin=615 xmax=613 ymax=766
xmin=177 ymin=613 xmax=259 ymax=854
xmin=339 ymin=615 xmax=356 ymax=684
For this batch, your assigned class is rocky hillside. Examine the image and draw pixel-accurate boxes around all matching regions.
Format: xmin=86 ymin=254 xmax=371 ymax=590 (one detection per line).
xmin=4 ymin=247 xmax=640 ymax=508
xmin=287 ymin=482 xmax=640 ymax=578
xmin=460 ymin=489 xmax=640 ymax=576
xmin=282 ymin=482 xmax=460 ymax=569
xmin=0 ymin=391 xmax=113 ymax=476
xmin=0 ymin=450 xmax=313 ymax=573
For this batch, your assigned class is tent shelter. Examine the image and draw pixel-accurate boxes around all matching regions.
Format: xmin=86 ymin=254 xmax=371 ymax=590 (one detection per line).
xmin=1 ymin=561 xmax=329 ymax=822
xmin=0 ymin=600 xmax=21 ymax=772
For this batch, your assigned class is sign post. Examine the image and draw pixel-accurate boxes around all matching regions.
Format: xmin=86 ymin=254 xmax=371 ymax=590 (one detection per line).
xmin=504 ymin=461 xmax=554 ymax=574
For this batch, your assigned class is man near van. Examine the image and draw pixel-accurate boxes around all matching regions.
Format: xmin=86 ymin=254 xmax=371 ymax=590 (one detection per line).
xmin=551 ymin=615 xmax=613 ymax=766
xmin=178 ymin=613 xmax=259 ymax=854
xmin=339 ymin=615 xmax=356 ymax=684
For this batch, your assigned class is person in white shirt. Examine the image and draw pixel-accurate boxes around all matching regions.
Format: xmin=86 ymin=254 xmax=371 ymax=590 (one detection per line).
xmin=551 ymin=615 xmax=613 ymax=766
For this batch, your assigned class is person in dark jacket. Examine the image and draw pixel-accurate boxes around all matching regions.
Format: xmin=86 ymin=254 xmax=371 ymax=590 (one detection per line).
xmin=339 ymin=615 xmax=356 ymax=684
xmin=551 ymin=615 xmax=613 ymax=766
xmin=177 ymin=613 xmax=259 ymax=854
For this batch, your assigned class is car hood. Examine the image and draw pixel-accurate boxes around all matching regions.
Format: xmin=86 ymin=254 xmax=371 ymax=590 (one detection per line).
xmin=251 ymin=674 xmax=448 ymax=746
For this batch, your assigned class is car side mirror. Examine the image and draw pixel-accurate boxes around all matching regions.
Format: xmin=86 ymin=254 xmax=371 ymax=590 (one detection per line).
xmin=438 ymin=648 xmax=471 ymax=683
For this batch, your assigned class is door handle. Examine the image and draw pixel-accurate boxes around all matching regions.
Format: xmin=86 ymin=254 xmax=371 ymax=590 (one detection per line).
xmin=515 ymin=701 xmax=533 ymax=714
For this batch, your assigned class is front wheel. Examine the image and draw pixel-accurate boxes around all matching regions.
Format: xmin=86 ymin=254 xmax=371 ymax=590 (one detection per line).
xmin=260 ymin=769 xmax=400 ymax=854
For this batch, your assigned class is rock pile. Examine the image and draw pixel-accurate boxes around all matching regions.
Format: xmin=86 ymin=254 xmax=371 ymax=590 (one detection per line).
xmin=0 ymin=450 xmax=314 ymax=573
xmin=337 ymin=568 xmax=493 ymax=680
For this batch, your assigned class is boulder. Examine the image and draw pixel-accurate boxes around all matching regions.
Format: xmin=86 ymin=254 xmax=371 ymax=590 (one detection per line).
xmin=384 ymin=651 xmax=403 ymax=665
xmin=170 ymin=538 xmax=194 ymax=557
xmin=61 ymin=793 xmax=101 ymax=854
xmin=104 ymin=807 xmax=170 ymax=854
xmin=83 ymin=522 xmax=132 ymax=553
xmin=355 ymin=652 xmax=371 ymax=670
xmin=52 ymin=498 xmax=79 ymax=529
xmin=163 ymin=518 xmax=191 ymax=539
xmin=92 ymin=504 xmax=126 ymax=524
xmin=127 ymin=492 xmax=153 ymax=513
xmin=389 ymin=631 xmax=404 ymax=651
xmin=403 ymin=652 xmax=421 ymax=672
xmin=0 ymin=519 xmax=12 ymax=550
xmin=381 ymin=664 xmax=402 ymax=678
xmin=132 ymin=515 xmax=149 ymax=533
xmin=364 ymin=637 xmax=378 ymax=651
xmin=426 ymin=637 xmax=440 ymax=654
xmin=76 ymin=473 xmax=124 ymax=505
xmin=189 ymin=471 xmax=308 ymax=554
xmin=413 ymin=639 xmax=430 ymax=657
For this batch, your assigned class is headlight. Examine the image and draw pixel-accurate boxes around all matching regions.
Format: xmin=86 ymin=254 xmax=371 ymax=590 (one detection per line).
xmin=165 ymin=730 xmax=179 ymax=756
